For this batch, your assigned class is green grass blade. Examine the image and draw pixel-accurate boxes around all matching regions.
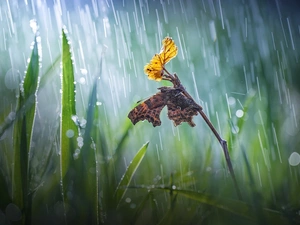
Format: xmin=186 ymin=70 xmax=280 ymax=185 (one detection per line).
xmin=177 ymin=189 xmax=290 ymax=224
xmin=115 ymin=142 xmax=149 ymax=206
xmin=0 ymin=169 xmax=11 ymax=209
xmin=0 ymin=54 xmax=60 ymax=138
xmin=79 ymin=80 xmax=99 ymax=224
xmin=12 ymin=117 xmax=25 ymax=209
xmin=60 ymin=29 xmax=78 ymax=178
xmin=157 ymin=194 xmax=178 ymax=225
xmin=23 ymin=35 xmax=40 ymax=166
xmin=60 ymin=29 xmax=78 ymax=219
xmin=12 ymin=35 xmax=39 ymax=224
xmin=39 ymin=54 xmax=61 ymax=88
xmin=129 ymin=191 xmax=151 ymax=223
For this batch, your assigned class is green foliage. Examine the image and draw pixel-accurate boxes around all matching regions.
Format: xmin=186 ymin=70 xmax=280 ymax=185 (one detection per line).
xmin=60 ymin=29 xmax=78 ymax=180
xmin=115 ymin=142 xmax=149 ymax=206
xmin=11 ymin=36 xmax=39 ymax=224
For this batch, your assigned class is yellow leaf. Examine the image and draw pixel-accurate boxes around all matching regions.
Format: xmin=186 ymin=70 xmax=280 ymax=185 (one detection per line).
xmin=144 ymin=37 xmax=178 ymax=81
xmin=144 ymin=54 xmax=164 ymax=81
xmin=159 ymin=37 xmax=178 ymax=65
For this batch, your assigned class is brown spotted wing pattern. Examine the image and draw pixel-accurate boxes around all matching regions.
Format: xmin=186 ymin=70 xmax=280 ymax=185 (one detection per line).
xmin=128 ymin=87 xmax=201 ymax=127
xmin=128 ymin=92 xmax=166 ymax=127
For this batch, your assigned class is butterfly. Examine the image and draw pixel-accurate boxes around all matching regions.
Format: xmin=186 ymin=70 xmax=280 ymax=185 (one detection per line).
xmin=129 ymin=37 xmax=201 ymax=127
xmin=128 ymin=80 xmax=202 ymax=127
xmin=144 ymin=37 xmax=178 ymax=81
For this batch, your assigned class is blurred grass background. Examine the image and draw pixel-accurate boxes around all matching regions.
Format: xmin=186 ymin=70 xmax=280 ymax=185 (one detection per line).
xmin=0 ymin=0 xmax=300 ymax=224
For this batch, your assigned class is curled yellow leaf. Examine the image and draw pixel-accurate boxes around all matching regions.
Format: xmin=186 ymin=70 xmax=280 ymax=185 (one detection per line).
xmin=159 ymin=37 xmax=178 ymax=65
xmin=144 ymin=37 xmax=178 ymax=81
xmin=144 ymin=54 xmax=164 ymax=81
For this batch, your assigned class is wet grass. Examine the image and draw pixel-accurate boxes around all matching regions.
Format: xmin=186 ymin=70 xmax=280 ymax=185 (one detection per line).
xmin=1 ymin=1 xmax=300 ymax=225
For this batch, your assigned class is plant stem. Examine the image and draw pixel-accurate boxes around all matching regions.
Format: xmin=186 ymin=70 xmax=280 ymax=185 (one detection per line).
xmin=162 ymin=68 xmax=242 ymax=200
xmin=198 ymin=109 xmax=242 ymax=200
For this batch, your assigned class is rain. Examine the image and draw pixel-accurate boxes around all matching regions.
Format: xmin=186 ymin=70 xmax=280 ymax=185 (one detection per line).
xmin=0 ymin=0 xmax=300 ymax=224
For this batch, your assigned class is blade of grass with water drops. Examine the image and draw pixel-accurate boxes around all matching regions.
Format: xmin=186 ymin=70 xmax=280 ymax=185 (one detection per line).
xmin=60 ymin=29 xmax=78 ymax=177
xmin=0 ymin=54 xmax=60 ymax=138
xmin=12 ymin=35 xmax=39 ymax=224
xmin=60 ymin=29 xmax=78 ymax=218
xmin=115 ymin=142 xmax=149 ymax=207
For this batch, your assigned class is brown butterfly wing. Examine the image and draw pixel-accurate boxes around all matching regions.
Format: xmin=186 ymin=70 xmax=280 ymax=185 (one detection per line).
xmin=128 ymin=92 xmax=167 ymax=127
xmin=166 ymin=92 xmax=200 ymax=127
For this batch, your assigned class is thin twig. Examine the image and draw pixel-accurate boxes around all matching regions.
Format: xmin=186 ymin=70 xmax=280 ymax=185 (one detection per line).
xmin=198 ymin=110 xmax=242 ymax=200
xmin=162 ymin=68 xmax=242 ymax=200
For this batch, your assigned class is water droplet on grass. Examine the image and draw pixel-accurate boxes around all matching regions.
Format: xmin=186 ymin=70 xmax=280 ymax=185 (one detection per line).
xmin=66 ymin=129 xmax=74 ymax=138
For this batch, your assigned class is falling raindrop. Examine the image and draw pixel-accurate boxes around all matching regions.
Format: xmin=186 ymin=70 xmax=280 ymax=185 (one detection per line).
xmin=209 ymin=20 xmax=217 ymax=41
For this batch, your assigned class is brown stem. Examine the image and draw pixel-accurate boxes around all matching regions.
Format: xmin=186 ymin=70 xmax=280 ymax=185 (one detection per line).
xmin=162 ymin=68 xmax=242 ymax=200
xmin=198 ymin=109 xmax=242 ymax=200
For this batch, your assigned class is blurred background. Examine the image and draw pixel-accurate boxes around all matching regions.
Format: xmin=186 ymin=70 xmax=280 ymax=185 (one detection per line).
xmin=0 ymin=0 xmax=300 ymax=224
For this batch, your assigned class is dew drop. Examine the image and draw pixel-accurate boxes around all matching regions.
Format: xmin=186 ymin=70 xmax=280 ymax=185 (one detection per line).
xmin=66 ymin=129 xmax=74 ymax=138
xmin=288 ymin=152 xmax=300 ymax=166
xmin=236 ymin=109 xmax=244 ymax=118
xmin=29 ymin=19 xmax=39 ymax=34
